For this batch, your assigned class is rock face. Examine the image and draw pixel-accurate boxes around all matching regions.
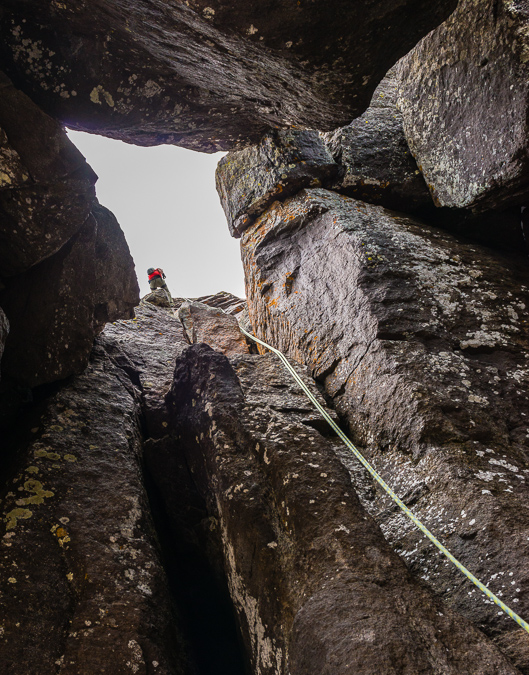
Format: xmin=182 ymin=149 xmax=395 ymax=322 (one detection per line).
xmin=193 ymin=292 xmax=246 ymax=315
xmin=216 ymin=130 xmax=338 ymax=236
xmin=0 ymin=72 xmax=139 ymax=390
xmin=241 ymin=188 xmax=529 ymax=665
xmin=322 ymin=69 xmax=432 ymax=213
xmin=177 ymin=300 xmax=250 ymax=355
xmin=159 ymin=342 xmax=518 ymax=674
xmin=396 ymin=0 xmax=529 ymax=211
xmin=0 ymin=0 xmax=457 ymax=150
xmin=0 ymin=205 xmax=138 ymax=388
xmin=0 ymin=308 xmax=8 ymax=375
xmin=143 ymin=288 xmax=173 ymax=308
xmin=0 ymin=335 xmax=189 ymax=675
xmin=2 ymin=0 xmax=529 ymax=670
xmin=0 ymin=71 xmax=97 ymax=277
xmin=1 ymin=289 xmax=527 ymax=673
xmin=216 ymin=75 xmax=434 ymax=235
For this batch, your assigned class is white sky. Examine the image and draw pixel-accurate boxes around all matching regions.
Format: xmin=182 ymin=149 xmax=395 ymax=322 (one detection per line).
xmin=67 ymin=130 xmax=245 ymax=299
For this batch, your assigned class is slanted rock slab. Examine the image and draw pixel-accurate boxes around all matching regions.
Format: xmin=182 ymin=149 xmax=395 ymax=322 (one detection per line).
xmin=241 ymin=187 xmax=529 ymax=665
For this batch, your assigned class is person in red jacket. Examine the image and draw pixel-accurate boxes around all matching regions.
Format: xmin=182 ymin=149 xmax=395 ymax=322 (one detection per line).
xmin=147 ymin=267 xmax=172 ymax=300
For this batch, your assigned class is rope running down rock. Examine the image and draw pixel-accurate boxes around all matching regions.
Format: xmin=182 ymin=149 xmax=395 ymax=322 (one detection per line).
xmin=235 ymin=320 xmax=529 ymax=635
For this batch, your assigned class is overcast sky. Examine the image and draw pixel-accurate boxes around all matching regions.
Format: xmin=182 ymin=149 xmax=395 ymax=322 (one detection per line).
xmin=67 ymin=130 xmax=246 ymax=300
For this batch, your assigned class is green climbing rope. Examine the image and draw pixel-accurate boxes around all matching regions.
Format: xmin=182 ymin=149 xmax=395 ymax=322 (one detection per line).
xmin=237 ymin=321 xmax=529 ymax=634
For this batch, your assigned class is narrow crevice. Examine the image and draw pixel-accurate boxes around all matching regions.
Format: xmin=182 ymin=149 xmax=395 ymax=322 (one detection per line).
xmin=141 ymin=439 xmax=250 ymax=675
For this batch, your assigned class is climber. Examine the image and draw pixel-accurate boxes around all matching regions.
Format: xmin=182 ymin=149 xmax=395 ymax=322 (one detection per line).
xmin=147 ymin=267 xmax=172 ymax=300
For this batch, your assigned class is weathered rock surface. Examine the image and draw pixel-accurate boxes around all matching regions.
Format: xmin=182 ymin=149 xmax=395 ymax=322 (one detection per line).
xmin=0 ymin=205 xmax=138 ymax=388
xmin=0 ymin=299 xmax=252 ymax=673
xmin=156 ymin=342 xmax=519 ymax=674
xmin=322 ymin=69 xmax=432 ymax=213
xmin=178 ymin=301 xmax=250 ymax=355
xmin=93 ymin=205 xmax=141 ymax=326
xmin=193 ymin=292 xmax=246 ymax=315
xmin=0 ymin=71 xmax=139 ymax=392
xmin=143 ymin=288 xmax=173 ymax=308
xmin=216 ymin=130 xmax=337 ymax=236
xmin=101 ymin=301 xmax=253 ymax=673
xmin=0 ymin=337 xmax=189 ymax=675
xmin=0 ymin=0 xmax=456 ymax=151
xmin=102 ymin=302 xmax=189 ymax=439
xmin=0 ymin=71 xmax=97 ymax=277
xmin=241 ymin=188 xmax=529 ymax=666
xmin=2 ymin=292 xmax=526 ymax=673
xmin=396 ymin=0 xmax=529 ymax=211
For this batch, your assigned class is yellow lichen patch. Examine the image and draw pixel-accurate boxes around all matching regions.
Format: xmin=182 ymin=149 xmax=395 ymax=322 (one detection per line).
xmin=0 ymin=171 xmax=13 ymax=186
xmin=5 ymin=508 xmax=33 ymax=531
xmin=49 ymin=425 xmax=64 ymax=432
xmin=56 ymin=527 xmax=67 ymax=538
xmin=26 ymin=466 xmax=39 ymax=474
xmin=34 ymin=449 xmax=61 ymax=461
xmin=90 ymin=85 xmax=115 ymax=107
xmin=16 ymin=479 xmax=54 ymax=506
xmin=63 ymin=454 xmax=77 ymax=462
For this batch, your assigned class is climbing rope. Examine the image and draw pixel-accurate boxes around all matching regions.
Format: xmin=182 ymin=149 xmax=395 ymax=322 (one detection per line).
xmin=235 ymin=320 xmax=529 ymax=635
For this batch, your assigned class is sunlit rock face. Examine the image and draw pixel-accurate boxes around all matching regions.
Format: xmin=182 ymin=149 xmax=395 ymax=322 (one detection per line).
xmin=177 ymin=300 xmax=250 ymax=355
xmin=240 ymin=187 xmax=529 ymax=667
xmin=396 ymin=0 xmax=529 ymax=212
xmin=0 ymin=0 xmax=456 ymax=151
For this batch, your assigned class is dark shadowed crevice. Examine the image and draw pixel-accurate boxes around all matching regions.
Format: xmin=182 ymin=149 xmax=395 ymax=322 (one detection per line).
xmin=142 ymin=447 xmax=250 ymax=675
xmin=0 ymin=377 xmax=73 ymax=487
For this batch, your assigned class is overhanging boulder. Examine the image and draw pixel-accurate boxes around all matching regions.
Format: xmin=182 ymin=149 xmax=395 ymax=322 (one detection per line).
xmin=0 ymin=0 xmax=457 ymax=150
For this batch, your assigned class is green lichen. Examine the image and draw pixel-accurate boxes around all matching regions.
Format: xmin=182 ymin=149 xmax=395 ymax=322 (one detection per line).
xmin=16 ymin=479 xmax=54 ymax=506
xmin=5 ymin=508 xmax=33 ymax=531
xmin=34 ymin=449 xmax=61 ymax=460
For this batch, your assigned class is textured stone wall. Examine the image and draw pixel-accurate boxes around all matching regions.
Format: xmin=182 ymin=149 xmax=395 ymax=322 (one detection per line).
xmin=396 ymin=0 xmax=529 ymax=212
xmin=239 ymin=187 xmax=529 ymax=668
xmin=0 ymin=0 xmax=457 ymax=150
xmin=0 ymin=72 xmax=138 ymax=393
